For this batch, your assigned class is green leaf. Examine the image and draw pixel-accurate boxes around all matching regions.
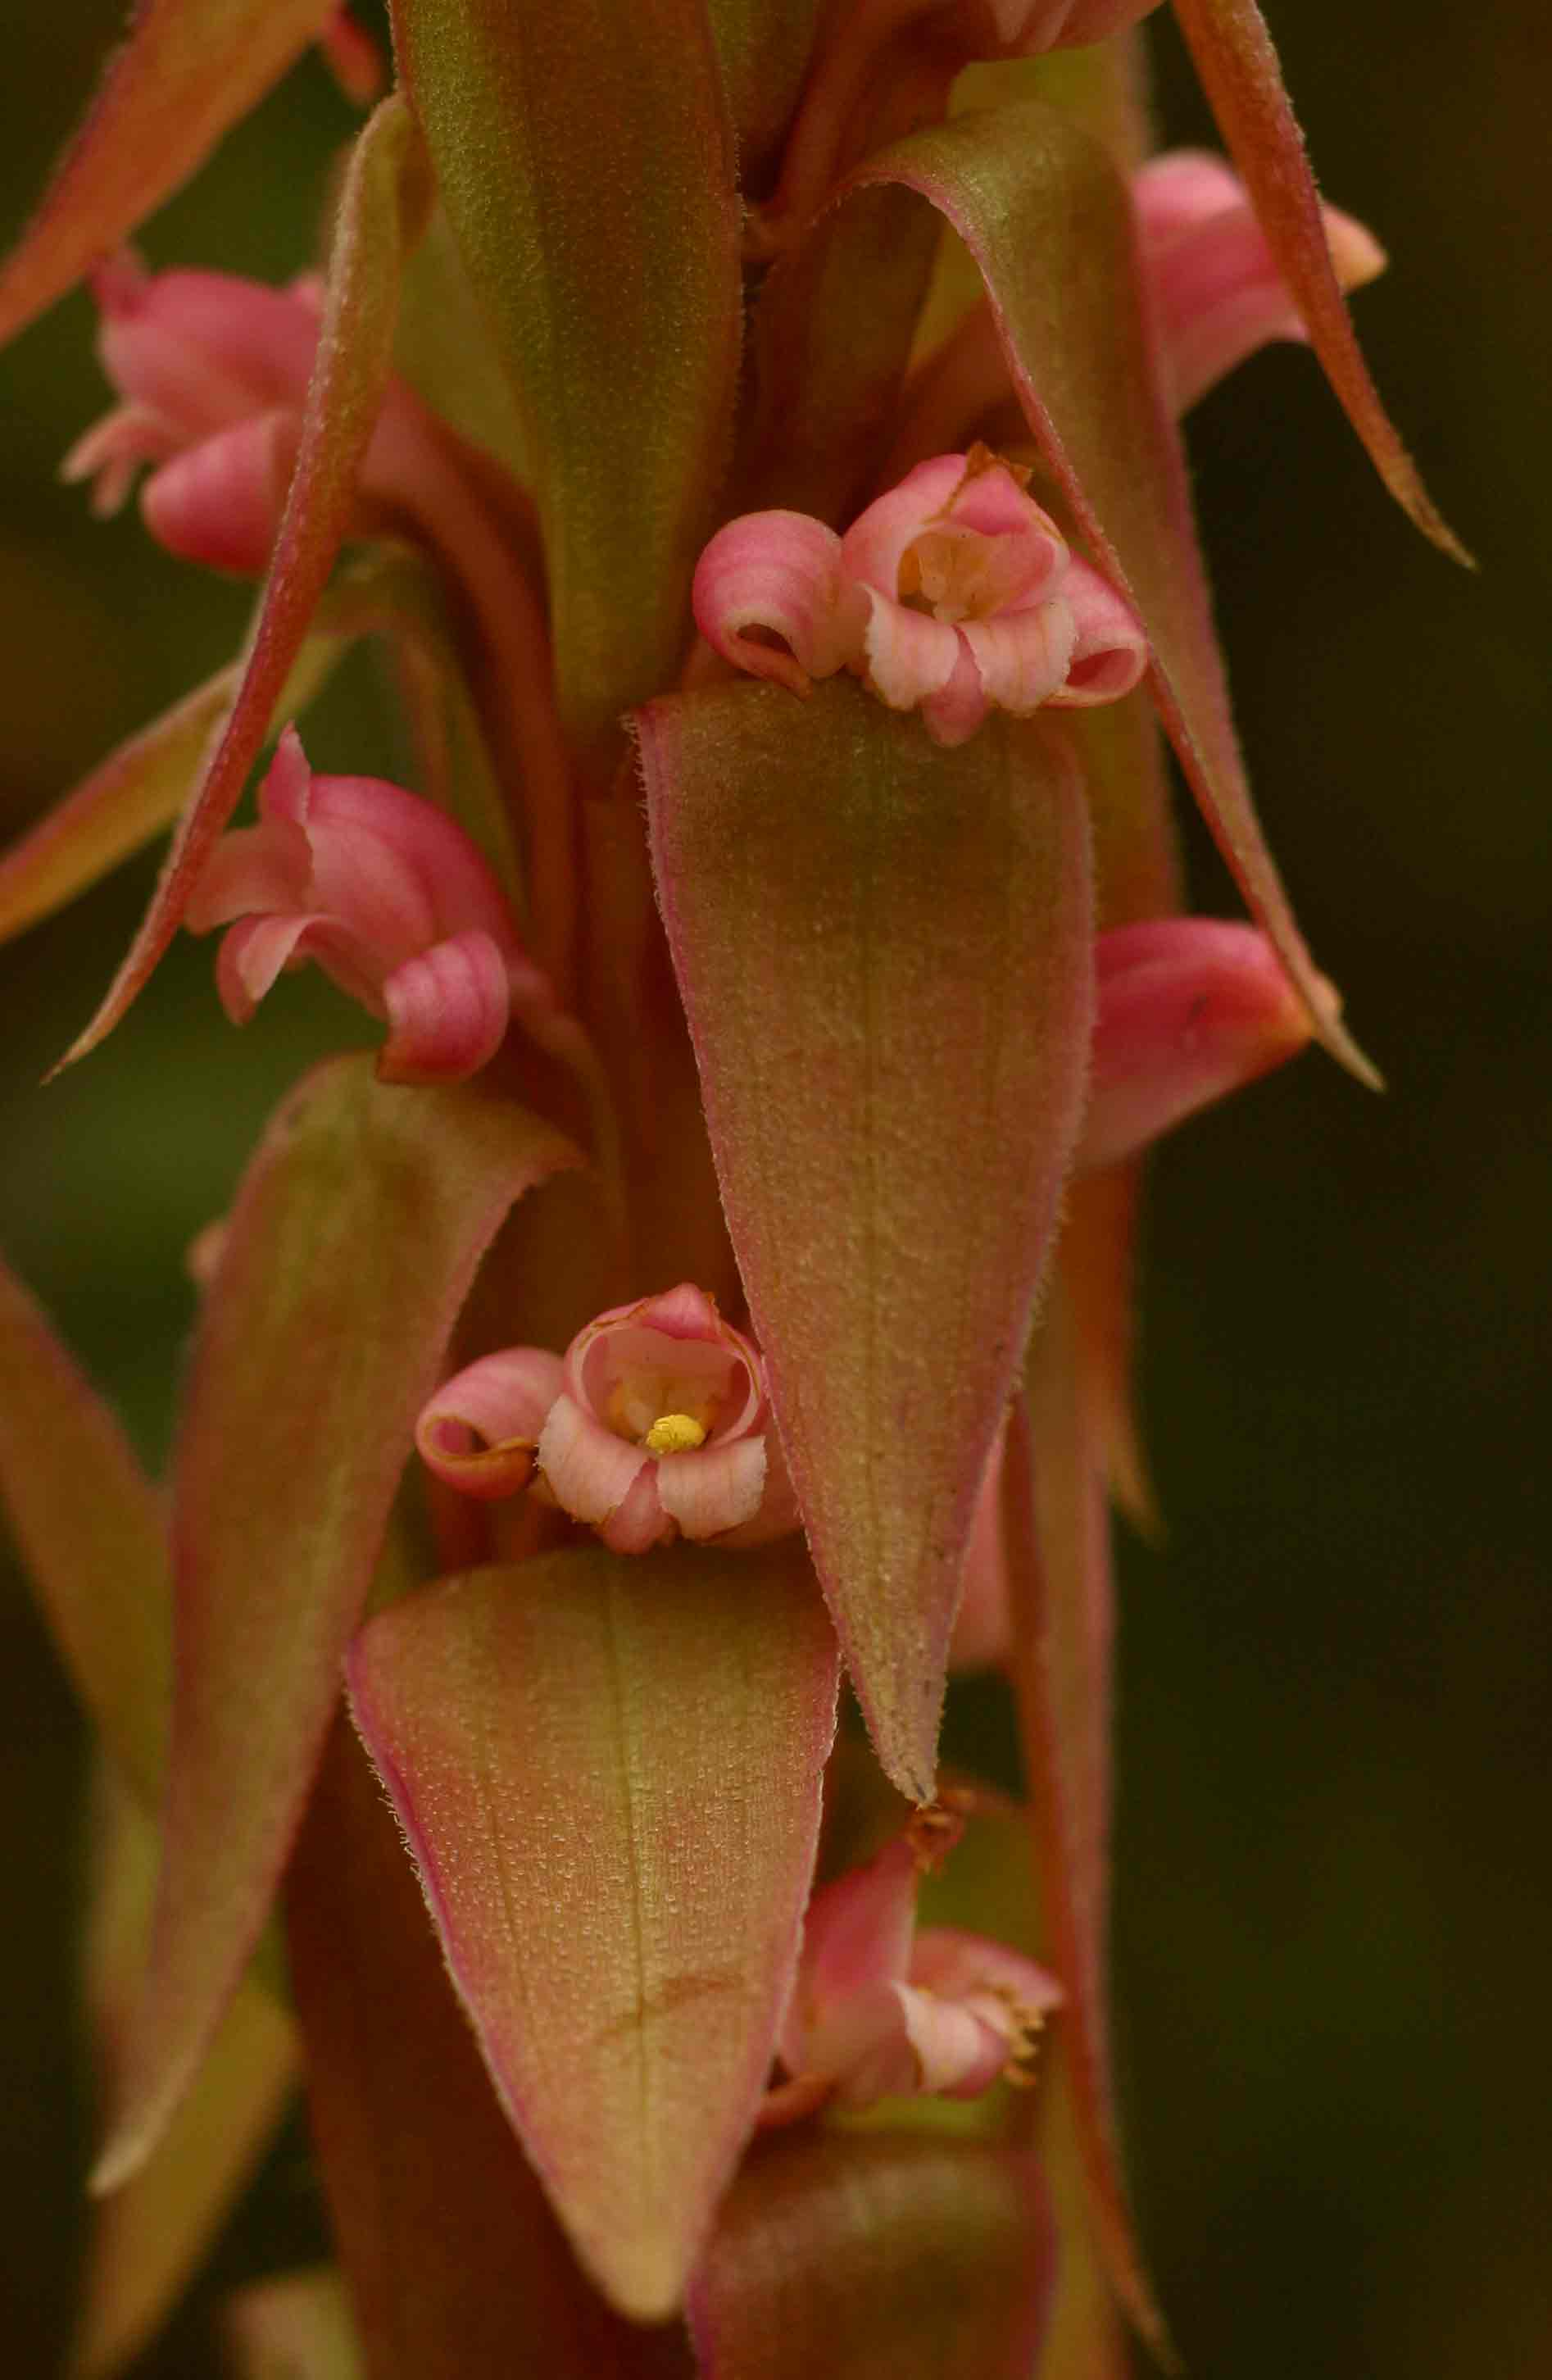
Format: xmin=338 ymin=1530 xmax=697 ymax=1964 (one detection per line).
xmin=287 ymin=1719 xmax=696 ymax=2379
xmin=347 ymin=1540 xmax=839 ymax=2320
xmin=57 ymin=93 xmax=432 ymax=1071
xmin=735 ymin=184 xmax=941 ymax=525
xmin=706 ymin=0 xmax=825 ymax=193
xmin=0 ymin=1252 xmax=170 ymax=1805
xmin=1173 ymin=0 xmax=1469 ymax=561
xmin=641 ymin=679 xmax=1094 ymax=1801
xmin=0 ymin=625 xmax=344 ymax=956
xmin=91 ymin=1057 xmax=578 ymax=2196
xmin=851 ymin=99 xmax=1381 ymax=1085
xmin=74 ymin=1773 xmax=296 ymax=2380
xmin=0 ymin=0 xmax=337 ymax=349
xmin=687 ymin=2131 xmax=1056 ymax=2379
xmin=389 ymin=0 xmax=742 ymax=765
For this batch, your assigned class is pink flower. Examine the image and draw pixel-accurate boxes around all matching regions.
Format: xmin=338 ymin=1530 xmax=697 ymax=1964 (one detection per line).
xmin=60 ymin=253 xmax=320 ymax=556
xmin=416 ymin=1284 xmax=801 ymax=1554
xmin=1135 ymin=150 xmax=1386 ymax=416
xmin=184 ymin=726 xmax=549 ymax=1084
xmin=765 ymin=1814 xmax=1063 ymax=2123
xmin=693 ymin=445 xmax=1147 ymax=746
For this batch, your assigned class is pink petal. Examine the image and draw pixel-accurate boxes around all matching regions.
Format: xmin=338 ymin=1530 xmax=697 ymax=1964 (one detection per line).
xmin=1079 ymin=918 xmax=1313 ymax=1170
xmin=318 ymin=5 xmax=387 ymax=106
xmin=855 ymin=585 xmax=963 ymax=710
xmin=94 ymin=262 xmax=321 ymax=437
xmin=801 ymin=1978 xmax=929 ymax=2104
xmin=959 ymin=600 xmax=1078 ymax=717
xmin=215 ymin=913 xmax=318 ymax=1023
xmin=631 ymin=1281 xmax=731 ymax=1344
xmin=415 ymin=1347 xmax=565 ymax=1499
xmin=655 ymin=1436 xmax=769 ymax=1542
xmin=1141 ymin=178 xmax=1386 ymax=416
xmin=597 ymin=1460 xmax=673 ymax=1556
xmin=140 ymin=411 xmax=299 ymax=575
xmin=917 ymin=634 xmax=992 ymax=747
xmin=1047 ymin=557 xmax=1150 ymax=708
xmin=379 ymin=929 xmax=514 ymax=1084
xmin=909 ymin=1924 xmax=1064 ymax=2020
xmin=892 ymin=1983 xmax=1010 ymax=2100
xmin=839 ymin=452 xmax=967 ymax=593
xmin=537 ymin=1392 xmax=652 ymax=1527
xmin=692 ymin=510 xmax=854 ymax=693
xmin=183 ymin=815 xmax=312 ymax=935
xmin=780 ymin=1837 xmax=919 ymax=2082
xmin=1132 ymin=148 xmax=1246 ymax=247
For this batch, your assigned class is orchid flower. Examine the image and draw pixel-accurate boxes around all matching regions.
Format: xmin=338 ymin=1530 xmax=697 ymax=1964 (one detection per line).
xmin=418 ymin=1283 xmax=801 ymax=1551
xmin=184 ymin=726 xmax=551 ymax=1085
xmin=765 ymin=1813 xmax=1063 ymax=2123
xmin=694 ymin=444 xmax=1148 ymax=744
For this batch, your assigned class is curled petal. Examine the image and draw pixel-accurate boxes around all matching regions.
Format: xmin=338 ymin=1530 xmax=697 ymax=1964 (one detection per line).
xmin=1046 ymin=558 xmax=1150 ymax=708
xmin=692 ymin=511 xmax=854 ymax=693
xmin=140 ymin=411 xmax=300 ymax=575
xmin=378 ymin=929 xmax=515 ymax=1084
xmin=415 ymin=1347 xmax=565 ymax=1499
xmin=655 ymin=1435 xmax=769 ymax=1542
xmin=1079 ymin=919 xmax=1314 ymax=1171
xmin=1132 ymin=148 xmax=1246 ymax=247
xmin=536 ymin=1392 xmax=653 ymax=1528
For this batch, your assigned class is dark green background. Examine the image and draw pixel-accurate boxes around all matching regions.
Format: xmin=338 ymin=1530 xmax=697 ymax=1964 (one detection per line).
xmin=2 ymin=2 xmax=1546 ymax=2370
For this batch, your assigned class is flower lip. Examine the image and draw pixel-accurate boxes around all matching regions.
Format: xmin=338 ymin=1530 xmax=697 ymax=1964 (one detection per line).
xmin=564 ymin=1284 xmax=766 ymax=1451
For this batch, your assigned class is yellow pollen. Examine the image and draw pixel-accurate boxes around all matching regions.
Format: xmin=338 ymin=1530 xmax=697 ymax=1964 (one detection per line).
xmin=642 ymin=1411 xmax=707 ymax=1455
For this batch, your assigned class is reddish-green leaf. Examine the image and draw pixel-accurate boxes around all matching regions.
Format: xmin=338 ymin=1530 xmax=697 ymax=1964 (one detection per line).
xmin=57 ymin=94 xmax=432 ymax=1071
xmin=688 ymin=2131 xmax=1056 ymax=2379
xmin=0 ymin=1253 xmax=169 ymax=1805
xmin=0 ymin=0 xmax=335 ymax=349
xmin=641 ymin=679 xmax=1093 ymax=1801
xmin=1173 ymin=0 xmax=1468 ymax=562
xmin=851 ymin=101 xmax=1380 ymax=1085
xmin=706 ymin=0 xmax=825 ymax=194
xmin=390 ymin=0 xmax=742 ymax=765
xmin=92 ymin=1058 xmax=577 ymax=2195
xmin=736 ymin=184 xmax=941 ymax=525
xmin=0 ymin=625 xmax=348 ymax=956
xmin=288 ymin=1719 xmax=696 ymax=2380
xmin=1001 ymin=1377 xmax=1170 ymax=2360
xmin=347 ymin=1540 xmax=839 ymax=2320
xmin=75 ymin=1773 xmax=296 ymax=2380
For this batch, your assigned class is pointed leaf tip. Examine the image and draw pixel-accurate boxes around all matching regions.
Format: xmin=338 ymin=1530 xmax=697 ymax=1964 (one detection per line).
xmin=851 ymin=104 xmax=1385 ymax=1088
xmin=642 ymin=680 xmax=1094 ymax=1801
xmin=347 ymin=1542 xmax=839 ymax=2319
xmin=1172 ymin=0 xmax=1471 ymax=566
xmin=0 ymin=1 xmax=338 ymax=351
xmin=91 ymin=1059 xmax=577 ymax=2194
xmin=52 ymin=93 xmax=430 ymax=1075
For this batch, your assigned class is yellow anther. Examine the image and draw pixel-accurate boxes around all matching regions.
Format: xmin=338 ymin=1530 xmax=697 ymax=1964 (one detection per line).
xmin=642 ymin=1412 xmax=707 ymax=1455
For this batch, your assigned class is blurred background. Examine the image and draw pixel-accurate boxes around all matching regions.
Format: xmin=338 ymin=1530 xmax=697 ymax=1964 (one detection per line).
xmin=1 ymin=0 xmax=1547 ymax=2370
